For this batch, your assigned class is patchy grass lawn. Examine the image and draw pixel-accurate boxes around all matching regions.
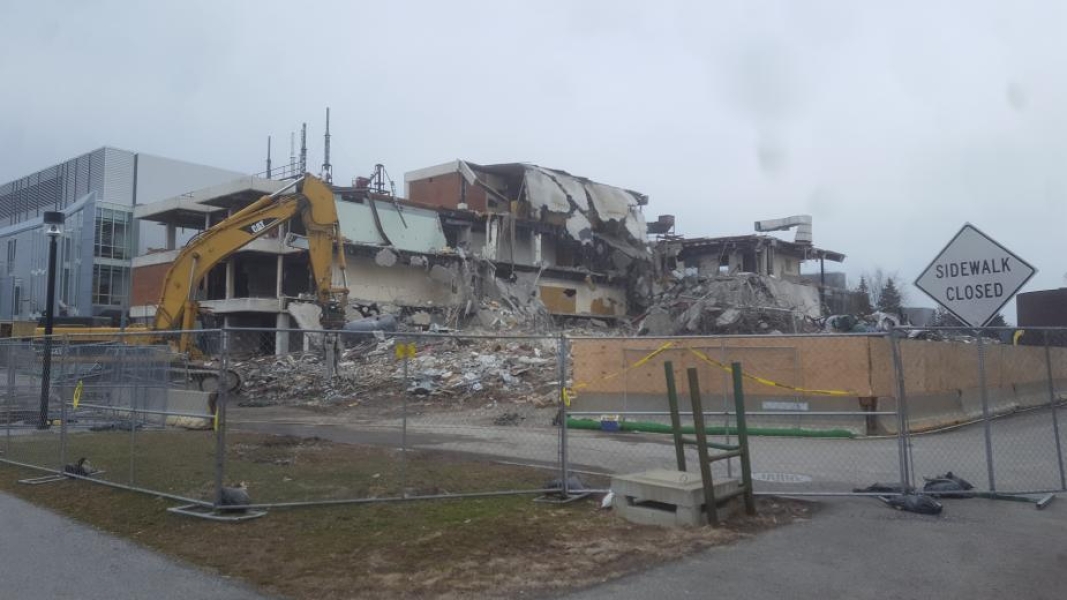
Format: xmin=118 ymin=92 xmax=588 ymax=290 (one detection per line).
xmin=0 ymin=431 xmax=812 ymax=599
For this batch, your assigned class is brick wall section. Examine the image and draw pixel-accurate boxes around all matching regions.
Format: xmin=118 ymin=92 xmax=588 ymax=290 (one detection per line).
xmin=131 ymin=263 xmax=170 ymax=306
xmin=408 ymin=172 xmax=489 ymax=212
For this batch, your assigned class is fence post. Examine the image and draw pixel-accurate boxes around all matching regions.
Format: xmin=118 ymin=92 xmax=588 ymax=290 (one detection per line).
xmin=128 ymin=345 xmax=138 ymax=486
xmin=730 ymin=362 xmax=757 ymax=516
xmin=889 ymin=328 xmax=912 ymax=491
xmin=4 ymin=342 xmax=12 ymax=457
xmin=325 ymin=332 xmax=337 ymax=380
xmin=58 ymin=336 xmax=69 ymax=470
xmin=1044 ymin=332 xmax=1067 ymax=490
xmin=213 ymin=329 xmax=229 ymax=509
xmin=976 ymin=332 xmax=996 ymax=492
xmin=720 ymin=339 xmax=733 ymax=478
xmin=558 ymin=332 xmax=570 ymax=497
xmin=401 ymin=335 xmax=409 ymax=497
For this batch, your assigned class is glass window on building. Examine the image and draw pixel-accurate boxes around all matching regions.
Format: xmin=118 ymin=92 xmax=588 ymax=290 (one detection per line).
xmin=5 ymin=239 xmax=14 ymax=274
xmin=12 ymin=281 xmax=22 ymax=318
xmin=94 ymin=207 xmax=131 ymax=260
xmin=92 ymin=264 xmax=128 ymax=306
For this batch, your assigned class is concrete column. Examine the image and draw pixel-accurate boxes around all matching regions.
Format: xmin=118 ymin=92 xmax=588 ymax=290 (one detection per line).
xmin=276 ymin=255 xmax=284 ymax=297
xmin=485 ymin=217 xmax=498 ymax=260
xmin=165 ymin=224 xmax=177 ymax=250
xmin=275 ymin=313 xmax=289 ymax=356
xmin=534 ymin=233 xmax=543 ymax=266
xmin=225 ymin=258 xmax=235 ymax=300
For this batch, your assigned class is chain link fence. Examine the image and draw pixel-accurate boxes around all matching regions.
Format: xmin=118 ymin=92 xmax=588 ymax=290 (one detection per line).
xmin=894 ymin=327 xmax=1067 ymax=494
xmin=3 ymin=325 xmax=1066 ymax=516
xmin=566 ymin=333 xmax=902 ymax=495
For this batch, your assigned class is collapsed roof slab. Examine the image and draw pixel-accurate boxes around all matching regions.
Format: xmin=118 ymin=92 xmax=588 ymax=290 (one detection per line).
xmin=135 ymin=176 xmax=287 ymax=226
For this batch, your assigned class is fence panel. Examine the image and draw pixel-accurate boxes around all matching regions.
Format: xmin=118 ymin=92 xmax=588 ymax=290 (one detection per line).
xmin=566 ymin=333 xmax=902 ymax=495
xmin=219 ymin=328 xmax=565 ymax=508
xmin=895 ymin=326 xmax=1067 ymax=495
xmin=1 ymin=337 xmax=61 ymax=469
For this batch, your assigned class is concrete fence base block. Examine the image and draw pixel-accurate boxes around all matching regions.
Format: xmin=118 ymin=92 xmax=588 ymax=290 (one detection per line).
xmin=164 ymin=389 xmax=214 ymax=429
xmin=612 ymin=468 xmax=739 ymax=527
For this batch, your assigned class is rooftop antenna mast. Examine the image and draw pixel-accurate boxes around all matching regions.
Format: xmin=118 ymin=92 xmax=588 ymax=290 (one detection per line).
xmin=299 ymin=123 xmax=308 ymax=175
xmin=321 ymin=107 xmax=333 ymax=184
xmin=265 ymin=136 xmax=272 ymax=178
xmin=289 ymin=132 xmax=296 ymax=175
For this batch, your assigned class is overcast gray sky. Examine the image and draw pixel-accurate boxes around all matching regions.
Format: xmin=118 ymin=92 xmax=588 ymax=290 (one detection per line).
xmin=3 ymin=1 xmax=1065 ymax=314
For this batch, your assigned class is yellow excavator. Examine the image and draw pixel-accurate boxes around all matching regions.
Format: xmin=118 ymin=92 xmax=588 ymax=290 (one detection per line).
xmin=37 ymin=174 xmax=350 ymax=391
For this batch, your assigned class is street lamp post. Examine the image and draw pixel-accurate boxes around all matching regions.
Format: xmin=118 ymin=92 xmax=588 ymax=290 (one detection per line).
xmin=36 ymin=211 xmax=65 ymax=430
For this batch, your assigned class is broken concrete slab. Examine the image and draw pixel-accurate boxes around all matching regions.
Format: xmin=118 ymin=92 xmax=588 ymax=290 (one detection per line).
xmin=375 ymin=248 xmax=399 ymax=268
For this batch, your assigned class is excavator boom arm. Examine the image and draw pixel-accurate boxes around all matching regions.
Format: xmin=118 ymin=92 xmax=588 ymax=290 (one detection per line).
xmin=152 ymin=176 xmax=348 ymax=340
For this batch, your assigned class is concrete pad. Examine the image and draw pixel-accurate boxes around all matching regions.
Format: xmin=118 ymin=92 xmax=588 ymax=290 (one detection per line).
xmin=613 ymin=468 xmax=739 ymax=527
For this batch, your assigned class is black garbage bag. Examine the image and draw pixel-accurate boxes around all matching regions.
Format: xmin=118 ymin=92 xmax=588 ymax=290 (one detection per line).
xmin=882 ymin=493 xmax=943 ymax=515
xmin=853 ymin=482 xmax=914 ymax=495
xmin=923 ymin=472 xmax=975 ymax=498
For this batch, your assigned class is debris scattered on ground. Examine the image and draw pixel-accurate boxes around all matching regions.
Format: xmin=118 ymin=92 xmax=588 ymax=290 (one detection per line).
xmin=63 ymin=457 xmax=98 ymax=477
xmin=878 ymin=493 xmax=943 ymax=515
xmin=853 ymin=482 xmax=914 ymax=495
xmin=493 ymin=411 xmax=525 ymax=426
xmin=235 ymin=335 xmax=560 ymax=409
xmin=923 ymin=472 xmax=975 ymax=498
xmin=218 ymin=482 xmax=251 ymax=513
xmin=640 ymin=273 xmax=821 ymax=336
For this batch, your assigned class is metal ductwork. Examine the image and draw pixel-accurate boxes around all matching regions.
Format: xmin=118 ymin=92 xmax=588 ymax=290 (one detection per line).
xmin=754 ymin=215 xmax=813 ymax=245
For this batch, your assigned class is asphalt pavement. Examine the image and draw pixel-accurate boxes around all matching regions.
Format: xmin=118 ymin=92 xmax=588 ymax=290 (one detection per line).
xmin=0 ymin=492 xmax=270 ymax=600
xmin=562 ymin=495 xmax=1067 ymax=600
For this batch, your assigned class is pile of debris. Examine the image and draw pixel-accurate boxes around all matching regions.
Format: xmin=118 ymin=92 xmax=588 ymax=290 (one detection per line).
xmin=639 ymin=273 xmax=822 ymax=336
xmin=235 ymin=335 xmax=560 ymax=409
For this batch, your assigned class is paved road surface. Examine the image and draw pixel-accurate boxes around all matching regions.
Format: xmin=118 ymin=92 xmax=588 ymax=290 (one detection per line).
xmin=229 ymin=403 xmax=1067 ymax=494
xmin=563 ymin=495 xmax=1067 ymax=600
xmin=0 ymin=492 xmax=269 ymax=600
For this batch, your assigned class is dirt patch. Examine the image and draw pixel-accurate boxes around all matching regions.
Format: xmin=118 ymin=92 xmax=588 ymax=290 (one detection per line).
xmin=0 ymin=432 xmax=811 ymax=599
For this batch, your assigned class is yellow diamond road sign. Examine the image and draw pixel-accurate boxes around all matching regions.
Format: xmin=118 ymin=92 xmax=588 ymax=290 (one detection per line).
xmin=915 ymin=223 xmax=1036 ymax=328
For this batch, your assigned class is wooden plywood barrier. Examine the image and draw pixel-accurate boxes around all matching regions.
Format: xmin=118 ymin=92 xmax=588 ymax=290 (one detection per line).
xmin=571 ymin=336 xmax=877 ymax=398
xmin=571 ymin=336 xmax=1067 ymax=400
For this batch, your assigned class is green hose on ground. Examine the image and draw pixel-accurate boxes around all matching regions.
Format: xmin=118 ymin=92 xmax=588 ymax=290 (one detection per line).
xmin=565 ymin=417 xmax=855 ymax=439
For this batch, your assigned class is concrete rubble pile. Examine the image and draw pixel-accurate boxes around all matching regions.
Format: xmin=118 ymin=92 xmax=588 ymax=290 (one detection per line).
xmin=639 ymin=272 xmax=822 ymax=336
xmin=235 ymin=335 xmax=560 ymax=408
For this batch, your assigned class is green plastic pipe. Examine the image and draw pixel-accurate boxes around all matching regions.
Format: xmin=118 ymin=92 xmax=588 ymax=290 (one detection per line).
xmin=566 ymin=417 xmax=854 ymax=439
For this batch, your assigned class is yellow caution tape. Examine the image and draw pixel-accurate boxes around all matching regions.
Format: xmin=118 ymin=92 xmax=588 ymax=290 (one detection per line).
xmin=213 ymin=406 xmax=219 ymax=432
xmin=562 ymin=387 xmax=573 ymax=407
xmin=684 ymin=347 xmax=855 ymax=397
xmin=568 ymin=340 xmax=855 ymax=399
xmin=72 ymin=380 xmax=83 ymax=409
xmin=573 ymin=341 xmax=676 ymax=390
xmin=1013 ymin=330 xmax=1025 ymax=346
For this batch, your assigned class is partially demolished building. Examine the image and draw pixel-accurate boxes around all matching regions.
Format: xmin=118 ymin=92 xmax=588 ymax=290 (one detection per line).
xmin=404 ymin=161 xmax=652 ymax=319
xmin=128 ymin=158 xmax=858 ymax=350
xmin=641 ymin=221 xmax=850 ymax=336
xmin=129 ymin=160 xmax=653 ymax=352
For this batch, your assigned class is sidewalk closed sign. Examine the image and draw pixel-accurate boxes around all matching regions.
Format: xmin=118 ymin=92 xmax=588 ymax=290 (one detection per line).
xmin=915 ymin=224 xmax=1036 ymax=328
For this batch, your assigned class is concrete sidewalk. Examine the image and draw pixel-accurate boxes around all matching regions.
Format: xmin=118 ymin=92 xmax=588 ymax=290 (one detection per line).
xmin=0 ymin=492 xmax=270 ymax=600
xmin=562 ymin=496 xmax=1067 ymax=600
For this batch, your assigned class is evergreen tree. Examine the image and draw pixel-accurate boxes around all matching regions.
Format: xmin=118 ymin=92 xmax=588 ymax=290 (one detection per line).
xmin=932 ymin=306 xmax=963 ymax=327
xmin=855 ymin=276 xmax=873 ymax=315
xmin=877 ymin=277 xmax=903 ymax=313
